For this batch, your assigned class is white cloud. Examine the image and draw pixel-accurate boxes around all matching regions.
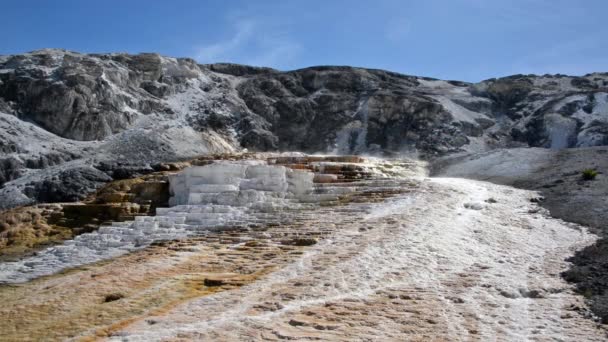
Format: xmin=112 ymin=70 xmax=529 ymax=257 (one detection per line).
xmin=196 ymin=20 xmax=255 ymax=62
xmin=194 ymin=17 xmax=301 ymax=69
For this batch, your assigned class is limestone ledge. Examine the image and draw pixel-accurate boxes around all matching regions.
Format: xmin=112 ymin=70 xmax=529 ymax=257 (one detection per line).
xmin=0 ymin=154 xmax=421 ymax=270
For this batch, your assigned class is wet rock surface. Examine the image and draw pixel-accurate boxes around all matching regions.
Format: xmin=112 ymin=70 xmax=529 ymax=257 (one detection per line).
xmin=433 ymin=146 xmax=608 ymax=324
xmin=118 ymin=178 xmax=601 ymax=341
xmin=0 ymin=155 xmax=605 ymax=341
xmin=0 ymin=154 xmax=420 ymax=282
xmin=0 ymin=171 xmax=173 ymax=261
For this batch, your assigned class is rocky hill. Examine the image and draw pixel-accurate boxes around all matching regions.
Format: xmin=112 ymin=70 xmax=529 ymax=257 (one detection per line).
xmin=1 ymin=48 xmax=608 ymax=208
xmin=2 ymin=49 xmax=608 ymax=338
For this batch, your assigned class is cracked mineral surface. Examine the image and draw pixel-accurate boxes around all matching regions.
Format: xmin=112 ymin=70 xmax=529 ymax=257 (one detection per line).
xmin=0 ymin=155 xmax=605 ymax=341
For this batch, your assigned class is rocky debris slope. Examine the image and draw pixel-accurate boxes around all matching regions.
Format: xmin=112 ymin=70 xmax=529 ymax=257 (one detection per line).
xmin=1 ymin=49 xmax=608 ymax=208
xmin=432 ymin=146 xmax=608 ymax=323
xmin=431 ymin=147 xmax=608 ymax=230
xmin=0 ymin=111 xmax=232 ymax=209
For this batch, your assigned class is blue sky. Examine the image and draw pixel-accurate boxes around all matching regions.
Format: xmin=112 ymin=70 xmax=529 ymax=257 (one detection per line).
xmin=2 ymin=0 xmax=606 ymax=81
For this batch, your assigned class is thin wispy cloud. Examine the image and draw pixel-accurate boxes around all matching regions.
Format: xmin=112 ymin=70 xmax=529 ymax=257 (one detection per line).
xmin=195 ymin=17 xmax=302 ymax=69
xmin=196 ymin=20 xmax=255 ymax=62
xmin=246 ymin=39 xmax=301 ymax=68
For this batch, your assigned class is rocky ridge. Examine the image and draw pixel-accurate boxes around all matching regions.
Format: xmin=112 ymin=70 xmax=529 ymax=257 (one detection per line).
xmin=1 ymin=49 xmax=608 ymax=208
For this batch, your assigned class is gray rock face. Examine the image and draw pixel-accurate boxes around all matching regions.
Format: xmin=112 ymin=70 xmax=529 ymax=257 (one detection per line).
xmin=22 ymin=166 xmax=112 ymax=203
xmin=235 ymin=67 xmax=468 ymax=155
xmin=1 ymin=49 xmax=608 ymax=208
xmin=2 ymin=50 xmax=608 ymax=154
xmin=472 ymin=74 xmax=608 ymax=148
xmin=0 ymin=50 xmax=197 ymax=140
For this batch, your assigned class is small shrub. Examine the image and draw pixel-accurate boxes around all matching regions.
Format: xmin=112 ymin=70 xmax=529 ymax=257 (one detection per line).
xmin=582 ymin=169 xmax=598 ymax=181
xmin=582 ymin=288 xmax=594 ymax=299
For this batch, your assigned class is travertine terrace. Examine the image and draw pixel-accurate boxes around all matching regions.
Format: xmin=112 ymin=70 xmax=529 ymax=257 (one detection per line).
xmin=0 ymin=154 xmax=605 ymax=341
